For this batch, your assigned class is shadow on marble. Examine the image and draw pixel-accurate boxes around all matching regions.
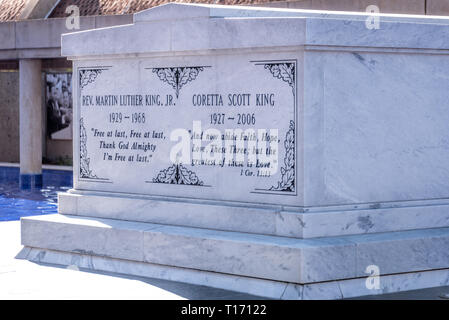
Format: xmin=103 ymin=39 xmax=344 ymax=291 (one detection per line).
xmin=27 ymin=260 xmax=270 ymax=300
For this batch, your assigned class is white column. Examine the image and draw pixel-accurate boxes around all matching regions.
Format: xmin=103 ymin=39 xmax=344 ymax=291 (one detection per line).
xmin=19 ymin=59 xmax=42 ymax=188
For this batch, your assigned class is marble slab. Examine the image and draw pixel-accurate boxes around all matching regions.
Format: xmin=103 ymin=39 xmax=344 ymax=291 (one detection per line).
xmin=20 ymin=214 xmax=158 ymax=261
xmin=59 ymin=192 xmax=449 ymax=238
xmin=20 ymin=214 xmax=449 ymax=284
xmin=18 ymin=245 xmax=449 ymax=299
xmin=24 ymin=3 xmax=449 ymax=298
xmin=303 ymin=49 xmax=449 ymax=206
xmin=20 ymin=214 xmax=353 ymax=283
xmin=58 ymin=192 xmax=283 ymax=236
xmin=61 ymin=3 xmax=449 ymax=209
xmin=297 ymin=201 xmax=449 ymax=238
xmin=62 ymin=3 xmax=449 ymax=58
xmin=72 ymin=51 xmax=302 ymax=207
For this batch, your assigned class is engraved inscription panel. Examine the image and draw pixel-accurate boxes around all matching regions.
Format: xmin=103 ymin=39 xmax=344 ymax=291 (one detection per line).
xmin=76 ymin=54 xmax=299 ymax=205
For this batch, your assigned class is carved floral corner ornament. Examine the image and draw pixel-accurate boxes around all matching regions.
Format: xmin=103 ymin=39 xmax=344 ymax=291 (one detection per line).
xmin=151 ymin=66 xmax=208 ymax=98
xmin=79 ymin=117 xmax=97 ymax=179
xmin=78 ymin=67 xmax=112 ymax=182
xmin=152 ymin=163 xmax=204 ymax=186
xmin=264 ymin=62 xmax=295 ymax=96
xmin=263 ymin=62 xmax=296 ymax=192
xmin=79 ymin=69 xmax=103 ymax=90
xmin=269 ymin=120 xmax=295 ymax=192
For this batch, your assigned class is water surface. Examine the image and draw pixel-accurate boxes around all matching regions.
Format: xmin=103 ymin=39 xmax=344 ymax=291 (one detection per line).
xmin=0 ymin=166 xmax=73 ymax=221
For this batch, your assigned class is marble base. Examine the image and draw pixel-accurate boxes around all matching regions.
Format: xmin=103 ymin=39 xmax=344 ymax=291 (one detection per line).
xmin=17 ymin=245 xmax=449 ymax=300
xmin=59 ymin=191 xmax=449 ymax=238
xmin=21 ymin=214 xmax=449 ymax=289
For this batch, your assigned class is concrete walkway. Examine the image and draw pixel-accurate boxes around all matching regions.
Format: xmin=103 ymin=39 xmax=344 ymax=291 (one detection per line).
xmin=1 ymin=220 xmax=449 ymax=300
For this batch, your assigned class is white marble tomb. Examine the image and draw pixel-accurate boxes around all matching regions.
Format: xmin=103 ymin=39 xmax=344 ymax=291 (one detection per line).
xmin=20 ymin=3 xmax=449 ymax=299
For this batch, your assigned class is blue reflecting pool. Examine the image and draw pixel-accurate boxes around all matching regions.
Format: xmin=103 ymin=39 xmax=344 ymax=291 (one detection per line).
xmin=0 ymin=166 xmax=73 ymax=221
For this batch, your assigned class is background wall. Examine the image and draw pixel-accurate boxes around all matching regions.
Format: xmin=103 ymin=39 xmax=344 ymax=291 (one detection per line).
xmin=0 ymin=60 xmax=73 ymax=164
xmin=0 ymin=70 xmax=19 ymax=163
xmin=45 ymin=138 xmax=73 ymax=164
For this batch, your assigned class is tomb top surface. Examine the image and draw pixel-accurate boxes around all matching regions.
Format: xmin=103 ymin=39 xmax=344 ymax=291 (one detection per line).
xmin=134 ymin=3 xmax=449 ymax=22
xmin=61 ymin=3 xmax=449 ymax=58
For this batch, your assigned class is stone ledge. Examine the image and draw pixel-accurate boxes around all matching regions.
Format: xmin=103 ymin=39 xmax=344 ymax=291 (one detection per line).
xmin=61 ymin=3 xmax=449 ymax=59
xmin=20 ymin=214 xmax=449 ymax=284
xmin=17 ymin=246 xmax=449 ymax=299
xmin=59 ymin=192 xmax=449 ymax=238
xmin=0 ymin=15 xmax=133 ymax=58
